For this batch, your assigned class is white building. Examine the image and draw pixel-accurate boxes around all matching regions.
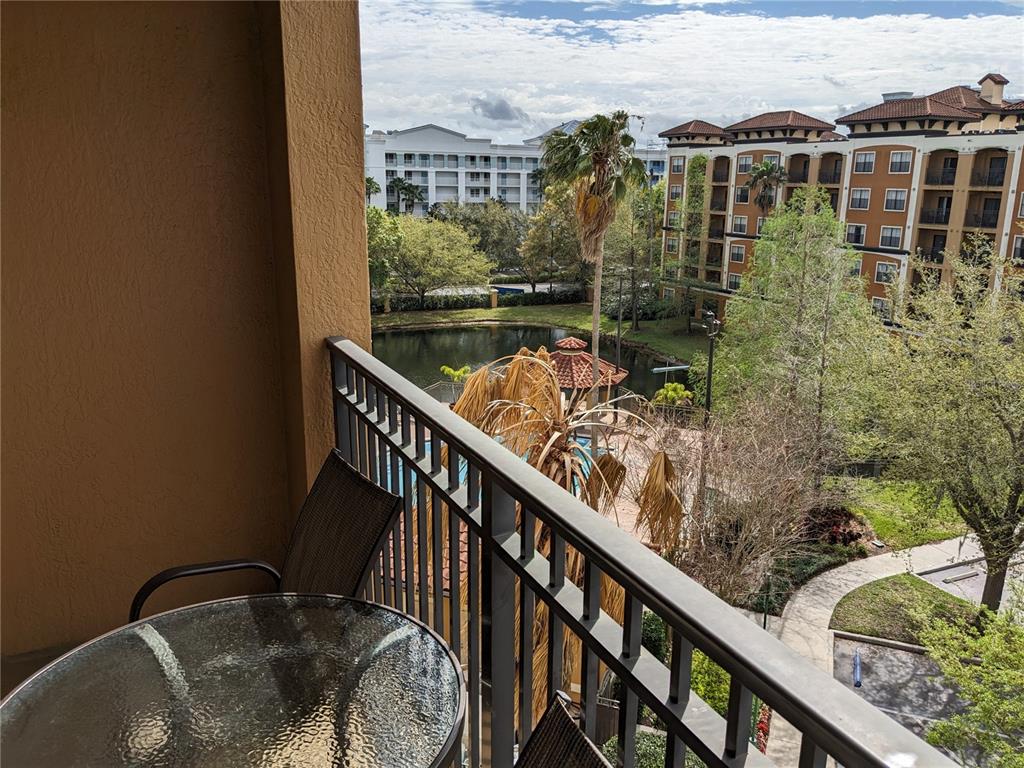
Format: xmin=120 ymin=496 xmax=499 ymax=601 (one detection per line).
xmin=364 ymin=123 xmax=666 ymax=215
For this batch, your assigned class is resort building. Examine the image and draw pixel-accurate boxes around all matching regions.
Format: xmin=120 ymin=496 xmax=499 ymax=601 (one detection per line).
xmin=365 ymin=122 xmax=666 ymax=215
xmin=659 ymin=73 xmax=1024 ymax=319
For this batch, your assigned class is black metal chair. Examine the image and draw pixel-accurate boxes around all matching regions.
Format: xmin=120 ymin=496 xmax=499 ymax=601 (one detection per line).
xmin=129 ymin=449 xmax=402 ymax=622
xmin=516 ymin=692 xmax=612 ymax=768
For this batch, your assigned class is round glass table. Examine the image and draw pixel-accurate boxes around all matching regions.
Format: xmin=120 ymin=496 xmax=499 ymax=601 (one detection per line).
xmin=1 ymin=594 xmax=465 ymax=767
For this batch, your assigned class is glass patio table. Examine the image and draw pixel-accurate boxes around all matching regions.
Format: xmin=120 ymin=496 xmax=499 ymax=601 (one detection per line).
xmin=1 ymin=594 xmax=465 ymax=767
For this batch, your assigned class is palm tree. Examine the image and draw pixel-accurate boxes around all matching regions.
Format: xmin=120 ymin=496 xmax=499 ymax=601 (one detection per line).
xmin=541 ymin=112 xmax=648 ymax=391
xmin=745 ymin=159 xmax=788 ymax=216
xmin=365 ymin=176 xmax=381 ymax=205
xmin=387 ymin=177 xmax=425 ymax=214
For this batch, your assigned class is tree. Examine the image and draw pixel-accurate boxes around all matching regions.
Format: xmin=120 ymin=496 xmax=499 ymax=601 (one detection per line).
xmin=541 ymin=111 xmax=648 ymax=395
xmin=879 ymin=234 xmax=1024 ymax=611
xmin=366 ymin=206 xmax=402 ymax=308
xmin=919 ymin=588 xmax=1024 ymax=766
xmin=429 ymin=200 xmax=528 ymax=285
xmin=389 ymin=217 xmax=493 ymax=306
xmin=387 ymin=177 xmax=424 ymax=214
xmin=519 ymin=183 xmax=582 ymax=291
xmin=365 ymin=175 xmax=381 ymax=205
xmin=745 ymin=159 xmax=787 ymax=215
xmin=696 ymin=187 xmax=884 ymax=483
xmin=604 ymin=180 xmax=665 ymax=330
xmin=670 ymin=155 xmax=708 ymax=331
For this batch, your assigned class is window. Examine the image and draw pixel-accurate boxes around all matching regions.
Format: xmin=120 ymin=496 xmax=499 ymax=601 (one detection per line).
xmin=874 ymin=260 xmax=898 ymax=283
xmin=737 ymin=155 xmax=753 ymax=173
xmin=730 ymin=244 xmax=745 ymax=262
xmin=854 ymin=151 xmax=875 ymax=173
xmin=889 ymin=151 xmax=912 ymax=173
xmin=763 ymin=154 xmax=780 ymax=168
xmin=670 ymin=156 xmax=684 ymax=174
xmin=469 ymin=188 xmax=482 ymax=199
xmin=872 ymin=297 xmax=892 ymax=319
xmin=1013 ymin=235 xmax=1024 ymax=264
xmin=666 ymin=237 xmax=678 ymax=254
xmin=1019 ymin=195 xmax=1024 ymax=217
xmin=668 ymin=211 xmax=680 ymax=227
xmin=879 ymin=226 xmax=902 ymax=248
xmin=849 ymin=257 xmax=862 ymax=277
xmin=849 ymin=188 xmax=870 ymax=210
xmin=884 ymin=189 xmax=907 ymax=211
xmin=735 ymin=186 xmax=750 ymax=204
xmin=846 ymin=223 xmax=866 ymax=245
xmin=385 ymin=152 xmax=396 ymax=166
xmin=727 ymin=273 xmax=742 ymax=290
xmin=733 ymin=215 xmax=747 ymax=234
xmin=756 ymin=217 xmax=766 ymax=235
xmin=664 ymin=288 xmax=676 ymax=301
xmin=669 ymin=184 xmax=682 ymax=200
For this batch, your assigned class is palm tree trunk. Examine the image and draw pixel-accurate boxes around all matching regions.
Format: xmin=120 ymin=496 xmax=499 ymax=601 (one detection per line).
xmin=590 ymin=256 xmax=603 ymax=449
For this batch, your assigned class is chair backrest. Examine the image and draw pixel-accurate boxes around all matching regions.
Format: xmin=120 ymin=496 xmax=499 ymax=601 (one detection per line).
xmin=515 ymin=692 xmax=612 ymax=768
xmin=279 ymin=449 xmax=402 ymax=597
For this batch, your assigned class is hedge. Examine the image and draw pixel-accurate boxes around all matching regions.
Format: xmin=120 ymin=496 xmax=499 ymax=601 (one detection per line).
xmin=371 ymin=287 xmax=584 ymax=314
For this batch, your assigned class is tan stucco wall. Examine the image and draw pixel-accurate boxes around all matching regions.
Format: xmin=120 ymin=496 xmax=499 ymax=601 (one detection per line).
xmin=1 ymin=1 xmax=369 ymax=659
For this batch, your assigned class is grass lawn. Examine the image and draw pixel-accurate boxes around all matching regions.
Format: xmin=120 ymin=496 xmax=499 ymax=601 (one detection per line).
xmin=848 ymin=479 xmax=967 ymax=550
xmin=371 ymin=303 xmax=707 ymax=362
xmin=829 ymin=573 xmax=977 ymax=645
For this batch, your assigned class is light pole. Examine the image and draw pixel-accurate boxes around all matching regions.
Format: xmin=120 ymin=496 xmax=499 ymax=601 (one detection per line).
xmin=616 ymin=270 xmax=624 ymax=375
xmin=701 ymin=308 xmax=721 ymax=425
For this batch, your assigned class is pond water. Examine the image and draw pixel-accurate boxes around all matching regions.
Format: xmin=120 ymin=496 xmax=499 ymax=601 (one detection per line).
xmin=371 ymin=324 xmax=687 ymax=400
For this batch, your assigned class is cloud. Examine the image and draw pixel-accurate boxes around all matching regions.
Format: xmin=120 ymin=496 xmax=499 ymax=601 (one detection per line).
xmin=470 ymin=94 xmax=531 ymax=122
xmin=360 ymin=3 xmax=1024 ymax=144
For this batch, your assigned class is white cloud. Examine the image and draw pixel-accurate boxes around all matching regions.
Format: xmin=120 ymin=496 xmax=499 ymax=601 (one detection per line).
xmin=360 ymin=3 xmax=1024 ymax=143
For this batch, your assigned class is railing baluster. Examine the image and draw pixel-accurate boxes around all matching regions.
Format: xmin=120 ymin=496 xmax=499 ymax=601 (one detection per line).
xmin=664 ymin=627 xmax=692 ymax=768
xmin=547 ymin=533 xmax=565 ymax=700
xmin=415 ymin=421 xmax=429 ymax=621
xmin=375 ymin=388 xmax=388 ymax=487
xmin=387 ymin=398 xmax=402 ymax=611
xmin=346 ymin=364 xmax=358 ymax=468
xmin=468 ymin=524 xmax=482 ymax=768
xmin=618 ymin=594 xmax=642 ymax=768
xmin=354 ymin=374 xmax=368 ymax=475
xmin=330 ymin=353 xmax=352 ymax=464
xmin=482 ymin=474 xmax=516 ymax=768
xmin=447 ymin=447 xmax=462 ymax=657
xmin=364 ymin=381 xmax=379 ymax=485
xmin=431 ymin=433 xmax=444 ymax=631
xmin=580 ymin=559 xmax=601 ymax=741
xmin=725 ymin=677 xmax=753 ymax=759
xmin=519 ymin=509 xmax=536 ymax=746
xmin=401 ymin=406 xmax=415 ymax=617
xmin=799 ymin=735 xmax=827 ymax=768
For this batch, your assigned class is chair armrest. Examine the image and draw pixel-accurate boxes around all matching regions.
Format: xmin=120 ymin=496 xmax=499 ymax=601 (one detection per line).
xmin=129 ymin=559 xmax=282 ymax=622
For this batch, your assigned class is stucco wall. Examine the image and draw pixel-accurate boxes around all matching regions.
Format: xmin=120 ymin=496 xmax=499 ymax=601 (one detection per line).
xmin=1 ymin=1 xmax=369 ymax=659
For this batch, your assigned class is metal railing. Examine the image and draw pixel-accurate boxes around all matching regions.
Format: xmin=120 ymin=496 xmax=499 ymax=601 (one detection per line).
xmin=709 ymin=200 xmax=726 ymax=212
xmin=971 ymin=169 xmax=1005 ymax=187
xmin=925 ymin=169 xmax=956 ymax=185
xmin=920 ymin=208 xmax=951 ymax=225
xmin=921 ymin=247 xmax=945 ymax=264
xmin=788 ymin=171 xmax=808 ymax=183
xmin=817 ymin=171 xmax=841 ymax=184
xmin=326 ymin=337 xmax=955 ymax=768
xmin=711 ymin=170 xmax=730 ymax=183
xmin=964 ymin=211 xmax=1000 ymax=228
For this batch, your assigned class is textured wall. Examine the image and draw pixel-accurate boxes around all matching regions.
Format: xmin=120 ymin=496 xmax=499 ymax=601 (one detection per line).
xmin=1 ymin=1 xmax=308 ymax=656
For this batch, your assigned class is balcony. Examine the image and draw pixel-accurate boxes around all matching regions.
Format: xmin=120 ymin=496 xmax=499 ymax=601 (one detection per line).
xmin=921 ymin=247 xmax=945 ymax=264
xmin=708 ymin=227 xmax=724 ymax=240
xmin=709 ymin=200 xmax=726 ymax=212
xmin=964 ymin=211 xmax=1000 ymax=228
xmin=327 ymin=337 xmax=952 ymax=768
xmin=788 ymin=170 xmax=808 ymax=184
xmin=705 ymin=254 xmax=723 ymax=267
xmin=971 ymin=170 xmax=1005 ymax=187
xmin=817 ymin=171 xmax=841 ymax=185
xmin=712 ymin=170 xmax=729 ymax=183
xmin=919 ymin=208 xmax=951 ymax=225
xmin=925 ymin=169 xmax=956 ymax=185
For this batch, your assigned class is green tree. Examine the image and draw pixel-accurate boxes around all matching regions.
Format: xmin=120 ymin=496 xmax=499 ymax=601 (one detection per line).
xmin=366 ymin=206 xmax=402 ymax=306
xmin=670 ymin=155 xmax=708 ymax=331
xmin=365 ymin=175 xmax=381 ymax=205
xmin=541 ymin=111 xmax=648 ymax=390
xmin=745 ymin=158 xmax=787 ymax=215
xmin=699 ymin=187 xmax=884 ymax=480
xmin=604 ymin=180 xmax=665 ymax=330
xmin=389 ymin=217 xmax=493 ymax=307
xmin=919 ymin=588 xmax=1024 ymax=766
xmin=880 ymin=234 xmax=1024 ymax=611
xmin=430 ymin=200 xmax=529 ymax=285
xmin=519 ymin=183 xmax=583 ymax=291
xmin=387 ymin=177 xmax=424 ymax=215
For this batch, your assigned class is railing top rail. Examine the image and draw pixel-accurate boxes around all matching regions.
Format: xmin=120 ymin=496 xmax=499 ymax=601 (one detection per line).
xmin=327 ymin=336 xmax=957 ymax=768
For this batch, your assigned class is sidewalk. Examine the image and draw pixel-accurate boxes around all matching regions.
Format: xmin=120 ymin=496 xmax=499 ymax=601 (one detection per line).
xmin=764 ymin=535 xmax=982 ymax=766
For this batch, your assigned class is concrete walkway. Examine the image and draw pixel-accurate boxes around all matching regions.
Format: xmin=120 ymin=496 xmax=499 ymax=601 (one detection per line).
xmin=765 ymin=535 xmax=983 ymax=766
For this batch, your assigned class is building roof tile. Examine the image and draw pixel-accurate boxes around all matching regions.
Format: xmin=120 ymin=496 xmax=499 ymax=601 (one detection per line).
xmin=550 ymin=338 xmax=628 ymax=388
xmin=658 ymin=119 xmax=729 ymax=138
xmin=724 ymin=110 xmax=834 ymax=131
xmin=836 ymin=96 xmax=977 ymax=124
xmin=980 ymin=73 xmax=1009 ymax=85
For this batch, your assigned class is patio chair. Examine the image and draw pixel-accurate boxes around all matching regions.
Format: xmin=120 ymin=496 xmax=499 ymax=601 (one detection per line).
xmin=515 ymin=691 xmax=612 ymax=768
xmin=129 ymin=449 xmax=402 ymax=622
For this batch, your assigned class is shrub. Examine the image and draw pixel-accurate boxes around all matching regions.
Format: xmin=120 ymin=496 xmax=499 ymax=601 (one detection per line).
xmin=652 ymin=382 xmax=694 ymax=407
xmin=600 ymin=284 xmax=679 ymax=321
xmin=601 ymin=732 xmax=706 ymax=768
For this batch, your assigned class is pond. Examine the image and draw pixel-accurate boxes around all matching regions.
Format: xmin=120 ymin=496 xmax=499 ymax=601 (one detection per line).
xmin=371 ymin=324 xmax=688 ymax=400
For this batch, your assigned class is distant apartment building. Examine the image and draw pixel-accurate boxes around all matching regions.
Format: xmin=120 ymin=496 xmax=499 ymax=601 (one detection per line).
xmin=658 ymin=73 xmax=1024 ymax=319
xmin=365 ymin=122 xmax=666 ymax=216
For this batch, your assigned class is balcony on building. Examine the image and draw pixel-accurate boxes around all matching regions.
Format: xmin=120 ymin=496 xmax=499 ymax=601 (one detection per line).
xmin=2 ymin=5 xmax=962 ymax=768
xmin=923 ymin=150 xmax=958 ymax=186
xmin=704 ymin=268 xmax=722 ymax=284
xmin=709 ymin=191 xmax=727 ymax=212
xmin=916 ymin=231 xmax=948 ymax=263
xmin=711 ymin=157 xmax=730 ymax=184
xmin=964 ymin=210 xmax=1001 ymax=229
xmin=970 ymin=149 xmax=1008 ymax=188
xmin=787 ymin=153 xmax=809 ymax=184
xmin=708 ymin=224 xmax=724 ymax=241
xmin=817 ymin=152 xmax=843 ymax=185
xmin=705 ymin=244 xmax=724 ymax=267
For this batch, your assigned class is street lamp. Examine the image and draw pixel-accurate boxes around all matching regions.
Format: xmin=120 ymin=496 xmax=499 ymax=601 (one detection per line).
xmin=701 ymin=308 xmax=721 ymax=424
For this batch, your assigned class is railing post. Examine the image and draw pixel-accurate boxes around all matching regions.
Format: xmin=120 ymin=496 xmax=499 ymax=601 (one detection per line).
xmin=330 ymin=352 xmax=352 ymax=463
xmin=481 ymin=472 xmax=516 ymax=768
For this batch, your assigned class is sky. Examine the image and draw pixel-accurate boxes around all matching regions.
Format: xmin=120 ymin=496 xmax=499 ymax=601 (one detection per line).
xmin=360 ymin=0 xmax=1024 ymax=146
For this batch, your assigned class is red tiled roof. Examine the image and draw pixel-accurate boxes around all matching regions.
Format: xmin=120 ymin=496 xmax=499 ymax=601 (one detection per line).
xmin=836 ymin=96 xmax=976 ymax=124
xmin=980 ymin=73 xmax=1009 ymax=85
xmin=931 ymin=84 xmax=1023 ymax=114
xmin=820 ymin=130 xmax=847 ymax=142
xmin=658 ymin=119 xmax=729 ymax=138
xmin=724 ymin=110 xmax=834 ymax=131
xmin=550 ymin=338 xmax=628 ymax=388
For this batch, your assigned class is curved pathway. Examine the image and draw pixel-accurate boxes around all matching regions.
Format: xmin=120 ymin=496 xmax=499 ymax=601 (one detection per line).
xmin=765 ymin=535 xmax=983 ymax=766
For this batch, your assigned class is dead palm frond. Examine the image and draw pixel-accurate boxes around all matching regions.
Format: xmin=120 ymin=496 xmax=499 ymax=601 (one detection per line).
xmin=636 ymin=451 xmax=685 ymax=554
